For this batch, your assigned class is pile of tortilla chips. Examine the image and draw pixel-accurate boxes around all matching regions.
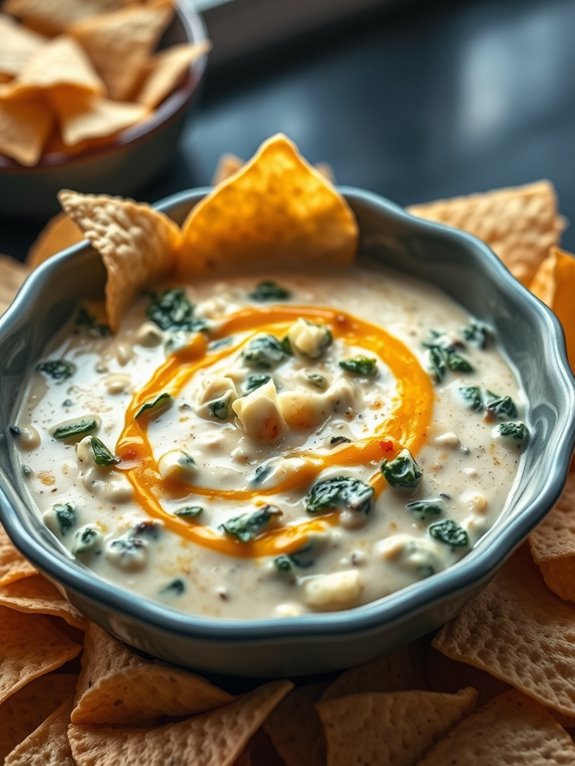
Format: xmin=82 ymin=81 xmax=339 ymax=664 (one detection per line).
xmin=0 ymin=0 xmax=210 ymax=166
xmin=2 ymin=133 xmax=575 ymax=763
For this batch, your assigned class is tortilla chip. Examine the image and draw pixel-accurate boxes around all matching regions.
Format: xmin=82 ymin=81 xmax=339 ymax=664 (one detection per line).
xmin=320 ymin=637 xmax=429 ymax=701
xmin=12 ymin=35 xmax=104 ymax=98
xmin=51 ymin=92 xmax=148 ymax=146
xmin=58 ymin=190 xmax=180 ymax=331
xmin=0 ymin=574 xmax=86 ymax=629
xmin=317 ymin=687 xmax=477 ymax=766
xmin=179 ymin=134 xmax=358 ymax=276
xmin=211 ymin=153 xmax=244 ymax=186
xmin=136 ymin=41 xmax=211 ymax=108
xmin=71 ymin=623 xmax=231 ymax=725
xmin=0 ymin=97 xmax=53 ymax=165
xmin=416 ymin=689 xmax=575 ymax=765
xmin=0 ymin=607 xmax=81 ymax=705
xmin=0 ymin=675 xmax=76 ymax=762
xmin=0 ymin=14 xmax=46 ymax=78
xmin=0 ymin=525 xmax=36 ymax=585
xmin=530 ymin=246 xmax=575 ymax=371
xmin=408 ymin=180 xmax=563 ymax=285
xmin=68 ymin=680 xmax=293 ymax=766
xmin=27 ymin=213 xmax=83 ymax=268
xmin=433 ymin=545 xmax=575 ymax=717
xmin=5 ymin=696 xmax=75 ymax=766
xmin=68 ymin=1 xmax=174 ymax=101
xmin=263 ymin=682 xmax=327 ymax=766
xmin=426 ymin=646 xmax=510 ymax=705
xmin=0 ymin=257 xmax=28 ymax=316
xmin=529 ymin=471 xmax=575 ymax=602
xmin=3 ymin=0 xmax=138 ymax=35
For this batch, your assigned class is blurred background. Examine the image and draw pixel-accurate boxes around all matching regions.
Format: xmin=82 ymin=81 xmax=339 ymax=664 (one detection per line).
xmin=3 ymin=0 xmax=575 ymax=255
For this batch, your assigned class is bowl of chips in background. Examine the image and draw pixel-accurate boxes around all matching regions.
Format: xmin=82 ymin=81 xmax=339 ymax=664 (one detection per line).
xmin=0 ymin=0 xmax=210 ymax=218
xmin=1 ymin=134 xmax=574 ymax=678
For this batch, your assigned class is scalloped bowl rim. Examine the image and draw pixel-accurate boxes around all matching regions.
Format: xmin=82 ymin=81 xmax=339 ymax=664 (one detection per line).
xmin=1 ymin=185 xmax=574 ymax=643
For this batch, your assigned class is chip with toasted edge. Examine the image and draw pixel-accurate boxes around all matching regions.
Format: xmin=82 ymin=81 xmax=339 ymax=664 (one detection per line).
xmin=433 ymin=545 xmax=575 ymax=718
xmin=529 ymin=471 xmax=575 ymax=602
xmin=68 ymin=679 xmax=293 ymax=766
xmin=530 ymin=246 xmax=575 ymax=371
xmin=58 ymin=190 xmax=180 ymax=331
xmin=0 ymin=15 xmax=46 ymax=78
xmin=4 ymin=0 xmax=138 ymax=35
xmin=263 ymin=681 xmax=327 ymax=766
xmin=0 ymin=607 xmax=81 ymax=705
xmin=5 ymin=696 xmax=75 ymax=766
xmin=179 ymin=134 xmax=358 ymax=276
xmin=320 ymin=636 xmax=429 ymax=701
xmin=0 ymin=97 xmax=53 ymax=166
xmin=317 ymin=687 xmax=477 ymax=766
xmin=27 ymin=212 xmax=83 ymax=268
xmin=0 ymin=675 xmax=76 ymax=762
xmin=50 ymin=92 xmax=148 ymax=146
xmin=136 ymin=41 xmax=212 ymax=108
xmin=0 ymin=524 xmax=36 ymax=585
xmin=211 ymin=153 xmax=244 ymax=186
xmin=0 ymin=574 xmax=86 ymax=629
xmin=71 ymin=623 xmax=232 ymax=725
xmin=10 ymin=35 xmax=104 ymax=98
xmin=68 ymin=1 xmax=174 ymax=101
xmin=408 ymin=180 xmax=564 ymax=286
xmin=415 ymin=689 xmax=575 ymax=765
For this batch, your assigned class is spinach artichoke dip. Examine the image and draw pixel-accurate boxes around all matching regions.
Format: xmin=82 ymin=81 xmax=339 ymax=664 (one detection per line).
xmin=13 ymin=268 xmax=528 ymax=619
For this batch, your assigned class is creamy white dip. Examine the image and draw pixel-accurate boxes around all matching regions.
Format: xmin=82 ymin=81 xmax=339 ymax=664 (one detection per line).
xmin=12 ymin=266 xmax=527 ymax=618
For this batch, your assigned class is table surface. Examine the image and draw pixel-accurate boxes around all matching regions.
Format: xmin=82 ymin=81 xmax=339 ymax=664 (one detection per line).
xmin=2 ymin=0 xmax=574 ymax=260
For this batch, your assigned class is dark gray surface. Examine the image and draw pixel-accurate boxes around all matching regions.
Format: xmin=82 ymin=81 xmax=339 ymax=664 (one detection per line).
xmin=1 ymin=0 xmax=574 ymax=257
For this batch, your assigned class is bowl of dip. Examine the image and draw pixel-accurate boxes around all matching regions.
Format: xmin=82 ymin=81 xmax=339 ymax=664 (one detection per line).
xmin=1 ymin=187 xmax=574 ymax=677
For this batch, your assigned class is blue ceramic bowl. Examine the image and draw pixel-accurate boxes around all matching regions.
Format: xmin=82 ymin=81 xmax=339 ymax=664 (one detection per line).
xmin=0 ymin=2 xmax=208 ymax=219
xmin=1 ymin=187 xmax=574 ymax=677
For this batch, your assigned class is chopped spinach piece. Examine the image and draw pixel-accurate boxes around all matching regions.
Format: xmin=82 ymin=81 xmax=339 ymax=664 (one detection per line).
xmin=53 ymin=503 xmax=76 ymax=536
xmin=245 ymin=374 xmax=271 ymax=393
xmin=428 ymin=519 xmax=469 ymax=547
xmin=446 ymin=351 xmax=474 ymax=373
xmin=423 ymin=329 xmax=463 ymax=352
xmin=306 ymin=476 xmax=374 ymax=516
xmin=220 ymin=505 xmax=282 ymax=543
xmin=36 ymin=359 xmax=76 ymax=381
xmin=274 ymin=543 xmax=316 ymax=573
xmin=8 ymin=425 xmax=21 ymax=437
xmin=280 ymin=335 xmax=294 ymax=356
xmin=72 ymin=526 xmax=102 ymax=555
xmin=497 ymin=421 xmax=529 ymax=441
xmin=462 ymin=321 xmax=490 ymax=349
xmin=62 ymin=399 xmax=74 ymax=408
xmin=406 ymin=498 xmax=443 ymax=521
xmin=249 ymin=281 xmax=291 ymax=302
xmin=147 ymin=288 xmax=206 ymax=332
xmin=306 ymin=372 xmax=328 ymax=390
xmin=339 ymin=356 xmax=377 ymax=376
xmin=423 ymin=330 xmax=473 ymax=382
xmin=380 ymin=448 xmax=422 ymax=489
xmin=90 ymin=436 xmax=120 ymax=467
xmin=484 ymin=392 xmax=518 ymax=420
xmin=52 ymin=417 xmax=98 ymax=441
xmin=174 ymin=506 xmax=204 ymax=520
xmin=76 ymin=306 xmax=110 ymax=337
xmin=459 ymin=386 xmax=484 ymax=412
xmin=108 ymin=536 xmax=146 ymax=561
xmin=274 ymin=554 xmax=294 ymax=573
xmin=252 ymin=464 xmax=272 ymax=485
xmin=135 ymin=392 xmax=173 ymax=420
xmin=209 ymin=397 xmax=230 ymax=420
xmin=330 ymin=435 xmax=352 ymax=447
xmin=161 ymin=578 xmax=185 ymax=595
xmin=242 ymin=335 xmax=287 ymax=370
xmin=424 ymin=346 xmax=447 ymax=383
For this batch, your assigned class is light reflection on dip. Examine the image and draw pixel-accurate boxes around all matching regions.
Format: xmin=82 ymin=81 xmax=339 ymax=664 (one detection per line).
xmin=12 ymin=266 xmax=527 ymax=618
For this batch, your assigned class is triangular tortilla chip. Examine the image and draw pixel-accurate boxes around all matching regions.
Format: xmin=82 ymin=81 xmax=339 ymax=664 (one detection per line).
xmin=433 ymin=545 xmax=575 ymax=717
xmin=51 ymin=92 xmax=148 ymax=146
xmin=0 ymin=675 xmax=76 ymax=762
xmin=136 ymin=41 xmax=211 ymax=108
xmin=5 ymin=696 xmax=75 ymax=766
xmin=426 ymin=646 xmax=510 ymax=705
xmin=179 ymin=134 xmax=358 ymax=276
xmin=0 ymin=97 xmax=53 ymax=166
xmin=317 ymin=687 xmax=477 ymax=766
xmin=0 ymin=607 xmax=81 ymax=705
xmin=263 ymin=682 xmax=327 ymax=766
xmin=27 ymin=212 xmax=83 ymax=268
xmin=0 ymin=524 xmax=36 ymax=585
xmin=68 ymin=1 xmax=174 ymax=101
xmin=416 ymin=690 xmax=575 ymax=765
xmin=211 ymin=153 xmax=244 ymax=186
xmin=408 ymin=181 xmax=563 ymax=285
xmin=0 ymin=574 xmax=85 ymax=629
xmin=530 ymin=471 xmax=575 ymax=602
xmin=68 ymin=680 xmax=293 ymax=766
xmin=3 ymin=0 xmax=138 ymax=35
xmin=0 ymin=14 xmax=46 ymax=78
xmin=71 ymin=623 xmax=232 ymax=725
xmin=58 ymin=190 xmax=180 ymax=331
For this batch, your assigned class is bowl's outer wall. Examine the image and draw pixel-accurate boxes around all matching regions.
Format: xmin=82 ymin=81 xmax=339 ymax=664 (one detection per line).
xmin=0 ymin=188 xmax=574 ymax=676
